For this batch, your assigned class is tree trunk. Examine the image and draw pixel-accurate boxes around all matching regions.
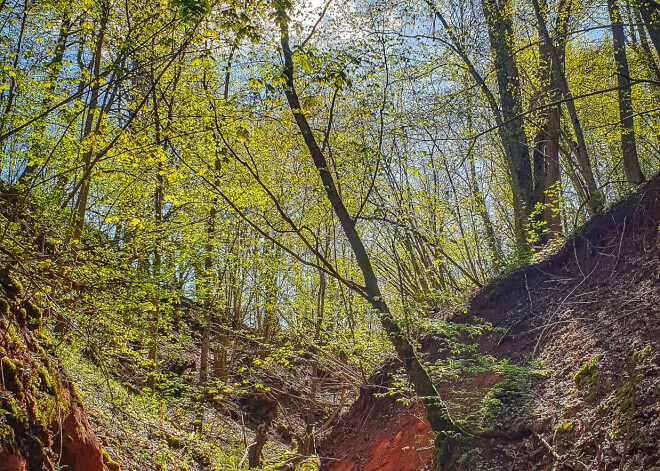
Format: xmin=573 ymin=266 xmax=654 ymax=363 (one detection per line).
xmin=147 ymin=92 xmax=164 ymax=391
xmin=481 ymin=0 xmax=535 ymax=251
xmin=631 ymin=0 xmax=660 ymax=59
xmin=19 ymin=14 xmax=72 ymax=186
xmin=465 ymin=102 xmax=504 ymax=266
xmin=532 ymin=0 xmax=567 ymax=243
xmin=275 ymin=8 xmax=458 ymax=468
xmin=530 ymin=0 xmax=602 ymax=214
xmin=428 ymin=0 xmax=534 ymax=251
xmin=247 ymin=423 xmax=267 ymax=468
xmin=73 ymin=1 xmax=110 ymax=239
xmin=608 ymin=0 xmax=645 ymax=184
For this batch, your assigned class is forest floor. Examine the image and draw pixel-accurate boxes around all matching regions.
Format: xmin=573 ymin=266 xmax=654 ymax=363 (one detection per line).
xmin=319 ymin=175 xmax=660 ymax=470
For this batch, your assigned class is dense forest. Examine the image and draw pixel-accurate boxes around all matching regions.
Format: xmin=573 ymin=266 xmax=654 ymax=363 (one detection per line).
xmin=0 ymin=0 xmax=659 ymax=469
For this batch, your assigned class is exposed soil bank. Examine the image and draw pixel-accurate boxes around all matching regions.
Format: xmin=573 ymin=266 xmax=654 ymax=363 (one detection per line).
xmin=319 ymin=175 xmax=660 ymax=470
xmin=0 ymin=267 xmax=107 ymax=471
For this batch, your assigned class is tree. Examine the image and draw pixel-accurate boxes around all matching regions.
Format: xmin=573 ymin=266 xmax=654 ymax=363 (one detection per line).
xmin=530 ymin=0 xmax=602 ymax=215
xmin=273 ymin=2 xmax=459 ymax=466
xmin=608 ymin=0 xmax=645 ymax=183
xmin=631 ymin=0 xmax=660 ymax=58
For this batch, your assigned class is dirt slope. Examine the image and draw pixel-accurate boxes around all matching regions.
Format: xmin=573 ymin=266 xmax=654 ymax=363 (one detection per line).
xmin=0 ymin=267 xmax=108 ymax=471
xmin=319 ymin=175 xmax=660 ymax=471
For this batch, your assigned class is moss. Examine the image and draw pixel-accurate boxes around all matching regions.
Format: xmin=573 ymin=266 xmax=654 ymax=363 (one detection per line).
xmin=603 ymin=345 xmax=652 ymax=440
xmin=0 ymin=421 xmax=15 ymax=447
xmin=192 ymin=450 xmax=211 ymax=466
xmin=33 ymin=329 xmax=57 ymax=356
xmin=22 ymin=301 xmax=41 ymax=327
xmin=0 ymin=408 xmax=16 ymax=447
xmin=37 ymin=365 xmax=56 ymax=394
xmin=574 ymin=355 xmax=601 ymax=401
xmin=6 ymin=324 xmax=26 ymax=353
xmin=467 ymin=376 xmax=528 ymax=428
xmin=0 ymin=298 xmax=9 ymax=316
xmin=102 ymin=449 xmax=121 ymax=471
xmin=166 ymin=433 xmax=182 ymax=449
xmin=4 ymin=397 xmax=26 ymax=423
xmin=295 ymin=455 xmax=321 ymax=471
xmin=2 ymin=357 xmax=23 ymax=392
xmin=614 ymin=345 xmax=652 ymax=411
xmin=0 ymin=396 xmax=26 ymax=449
xmin=632 ymin=345 xmax=652 ymax=364
xmin=552 ymin=421 xmax=572 ymax=447
xmin=33 ymin=392 xmax=61 ymax=428
xmin=70 ymin=383 xmax=83 ymax=406
xmin=34 ymin=343 xmax=54 ymax=372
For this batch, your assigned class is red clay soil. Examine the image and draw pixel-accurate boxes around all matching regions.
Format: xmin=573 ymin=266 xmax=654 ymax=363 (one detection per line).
xmin=319 ymin=363 xmax=435 ymax=471
xmin=319 ymin=174 xmax=660 ymax=470
xmin=0 ymin=268 xmax=105 ymax=471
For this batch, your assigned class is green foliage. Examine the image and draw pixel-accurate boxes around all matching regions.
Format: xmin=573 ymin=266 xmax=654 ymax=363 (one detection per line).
xmin=170 ymin=0 xmax=210 ymax=19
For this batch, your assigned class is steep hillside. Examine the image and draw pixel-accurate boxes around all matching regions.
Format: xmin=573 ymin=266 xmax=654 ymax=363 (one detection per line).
xmin=0 ymin=268 xmax=111 ymax=471
xmin=319 ymin=175 xmax=660 ymax=470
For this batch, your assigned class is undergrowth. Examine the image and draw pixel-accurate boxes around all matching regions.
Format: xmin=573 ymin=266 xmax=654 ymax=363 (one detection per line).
xmin=57 ymin=342 xmax=293 ymax=470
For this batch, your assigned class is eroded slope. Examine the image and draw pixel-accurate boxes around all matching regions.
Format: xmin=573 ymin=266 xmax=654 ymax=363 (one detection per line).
xmin=320 ymin=175 xmax=660 ymax=470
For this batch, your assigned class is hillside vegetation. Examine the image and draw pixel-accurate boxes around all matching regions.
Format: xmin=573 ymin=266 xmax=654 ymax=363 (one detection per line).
xmin=320 ymin=172 xmax=660 ymax=471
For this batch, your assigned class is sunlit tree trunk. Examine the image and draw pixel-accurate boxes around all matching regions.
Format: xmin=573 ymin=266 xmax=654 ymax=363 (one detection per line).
xmin=609 ymin=0 xmax=645 ymax=184
xmin=275 ymin=8 xmax=459 ymax=468
xmin=481 ymin=0 xmax=535 ymax=252
xmin=633 ymin=7 xmax=660 ymax=88
xmin=631 ymin=0 xmax=660 ymax=58
xmin=72 ymin=1 xmax=110 ymax=239
xmin=531 ymin=0 xmax=601 ymax=215
xmin=532 ymin=0 xmax=569 ymax=243
xmin=147 ymin=80 xmax=164 ymax=391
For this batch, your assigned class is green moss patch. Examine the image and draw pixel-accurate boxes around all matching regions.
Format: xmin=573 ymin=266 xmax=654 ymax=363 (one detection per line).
xmin=574 ymin=355 xmax=602 ymax=401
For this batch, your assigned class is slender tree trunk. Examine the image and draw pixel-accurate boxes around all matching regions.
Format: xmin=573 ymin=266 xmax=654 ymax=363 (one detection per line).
xmin=532 ymin=0 xmax=567 ymax=243
xmin=147 ymin=81 xmax=164 ymax=391
xmin=633 ymin=7 xmax=660 ymax=88
xmin=530 ymin=0 xmax=602 ymax=214
xmin=465 ymin=103 xmax=503 ymax=266
xmin=559 ymin=138 xmax=588 ymax=208
xmin=73 ymin=1 xmax=110 ymax=239
xmin=207 ymin=47 xmax=236 ymax=384
xmin=275 ymin=8 xmax=458 ymax=468
xmin=631 ymin=0 xmax=660 ymax=58
xmin=469 ymin=154 xmax=503 ymax=265
xmin=608 ymin=0 xmax=645 ymax=183
xmin=19 ymin=14 xmax=72 ymax=186
xmin=428 ymin=0 xmax=534 ymax=250
xmin=300 ymin=253 xmax=327 ymax=456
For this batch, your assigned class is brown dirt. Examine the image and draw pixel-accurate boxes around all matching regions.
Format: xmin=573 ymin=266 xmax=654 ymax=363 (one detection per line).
xmin=319 ymin=174 xmax=660 ymax=470
xmin=318 ymin=363 xmax=434 ymax=471
xmin=0 ymin=266 xmax=105 ymax=471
